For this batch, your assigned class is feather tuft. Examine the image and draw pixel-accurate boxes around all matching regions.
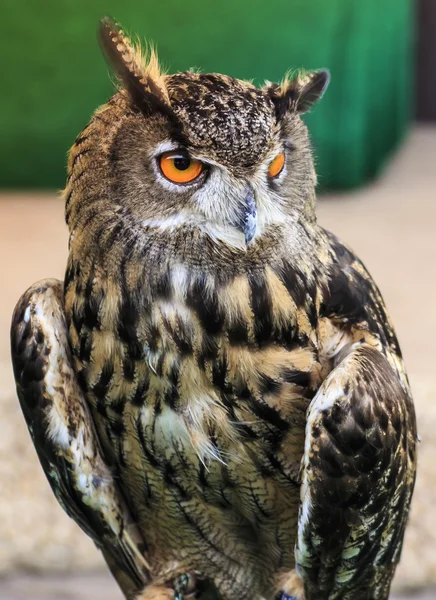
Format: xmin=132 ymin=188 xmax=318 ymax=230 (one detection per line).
xmin=98 ymin=17 xmax=173 ymax=118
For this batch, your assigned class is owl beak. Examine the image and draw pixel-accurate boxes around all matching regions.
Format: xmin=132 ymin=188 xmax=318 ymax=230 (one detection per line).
xmin=241 ymin=190 xmax=257 ymax=244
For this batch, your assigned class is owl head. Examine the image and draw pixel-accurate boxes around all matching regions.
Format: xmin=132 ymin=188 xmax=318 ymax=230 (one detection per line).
xmin=65 ymin=18 xmax=329 ymax=252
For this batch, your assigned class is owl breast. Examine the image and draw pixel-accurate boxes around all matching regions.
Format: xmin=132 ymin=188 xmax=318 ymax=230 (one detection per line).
xmin=65 ymin=258 xmax=327 ymax=599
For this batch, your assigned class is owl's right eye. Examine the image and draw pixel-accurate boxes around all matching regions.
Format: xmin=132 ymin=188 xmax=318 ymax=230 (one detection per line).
xmin=268 ymin=152 xmax=285 ymax=178
xmin=159 ymin=151 xmax=204 ymax=184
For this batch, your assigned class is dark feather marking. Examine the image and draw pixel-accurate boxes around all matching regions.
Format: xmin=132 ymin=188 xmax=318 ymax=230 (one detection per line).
xmin=278 ymin=263 xmax=306 ymax=307
xmin=249 ymin=485 xmax=271 ymax=518
xmin=274 ymin=321 xmax=298 ymax=349
xmin=164 ymin=315 xmax=193 ymax=355
xmin=79 ymin=331 xmax=92 ymax=363
xmin=14 ymin=323 xmax=32 ymax=355
xmin=117 ymin=280 xmax=141 ymax=345
xmin=281 ymin=368 xmax=310 ymax=388
xmin=74 ymin=133 xmax=90 ymax=147
xmin=248 ymin=271 xmax=273 ymax=345
xmin=164 ymin=463 xmax=189 ymax=499
xmin=154 ymin=268 xmax=172 ymax=299
xmin=164 ymin=384 xmax=179 ymax=410
xmin=84 ymin=287 xmax=104 ymax=330
xmin=96 ymin=400 xmax=108 ymax=418
xmin=198 ymin=333 xmax=219 ymax=370
xmin=93 ymin=362 xmax=114 ymax=400
xmin=266 ymin=84 xmax=293 ymax=122
xmin=198 ymin=462 xmax=209 ymax=488
xmin=248 ymin=398 xmax=289 ymax=432
xmin=323 ymin=236 xmax=402 ymax=359
xmin=76 ymin=368 xmax=88 ymax=393
xmin=110 ymin=397 xmax=126 ymax=416
xmin=20 ymin=356 xmax=46 ymax=386
xmin=258 ymin=374 xmax=282 ymax=395
xmin=71 ymin=298 xmax=85 ymax=336
xmin=155 ymin=354 xmax=165 ymax=377
xmin=187 ymin=274 xmax=224 ymax=335
xmin=235 ymin=422 xmax=259 ymax=440
xmin=64 ymin=261 xmax=79 ymax=290
xmin=135 ymin=414 xmax=160 ymax=468
xmin=264 ymin=451 xmax=299 ymax=485
xmin=321 ymin=266 xmax=368 ymax=323
xmin=71 ymin=167 xmax=89 ymax=185
xmin=36 ymin=327 xmax=46 ymax=345
xmin=238 ymin=386 xmax=251 ymax=400
xmin=227 ymin=319 xmax=249 ymax=345
xmin=110 ymin=418 xmax=125 ymax=436
xmin=118 ymin=285 xmax=145 ymax=361
xmin=130 ymin=378 xmax=150 ymax=407
xmin=64 ymin=189 xmax=73 ymax=213
xmin=71 ymin=148 xmax=91 ymax=169
xmin=307 ymin=297 xmax=318 ymax=329
xmin=215 ymin=390 xmax=257 ymax=440
xmin=19 ymin=380 xmax=42 ymax=410
xmin=211 ymin=355 xmax=230 ymax=392
xmin=104 ymin=222 xmax=124 ymax=253
xmin=147 ymin=324 xmax=160 ymax=354
xmin=122 ymin=356 xmax=136 ymax=382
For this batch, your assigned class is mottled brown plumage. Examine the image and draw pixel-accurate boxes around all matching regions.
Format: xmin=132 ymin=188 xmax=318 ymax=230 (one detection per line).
xmin=11 ymin=18 xmax=416 ymax=600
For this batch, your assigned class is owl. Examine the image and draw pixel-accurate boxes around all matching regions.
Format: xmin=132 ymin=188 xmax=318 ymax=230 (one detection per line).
xmin=11 ymin=17 xmax=417 ymax=600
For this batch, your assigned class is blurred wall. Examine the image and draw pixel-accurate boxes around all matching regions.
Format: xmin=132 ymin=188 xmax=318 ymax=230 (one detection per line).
xmin=416 ymin=0 xmax=436 ymax=120
xmin=1 ymin=0 xmax=413 ymax=190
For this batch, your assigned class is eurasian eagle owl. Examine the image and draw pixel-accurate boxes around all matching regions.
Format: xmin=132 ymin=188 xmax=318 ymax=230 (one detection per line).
xmin=11 ymin=17 xmax=417 ymax=600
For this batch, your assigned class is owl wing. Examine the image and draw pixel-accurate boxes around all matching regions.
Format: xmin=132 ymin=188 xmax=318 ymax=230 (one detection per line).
xmin=296 ymin=343 xmax=417 ymax=600
xmin=10 ymin=279 xmax=150 ymax=599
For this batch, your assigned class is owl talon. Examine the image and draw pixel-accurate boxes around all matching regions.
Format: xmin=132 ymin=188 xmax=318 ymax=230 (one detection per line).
xmin=173 ymin=573 xmax=196 ymax=599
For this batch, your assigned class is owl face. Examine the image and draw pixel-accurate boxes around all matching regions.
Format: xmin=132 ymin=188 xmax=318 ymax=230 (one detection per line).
xmin=67 ymin=19 xmax=329 ymax=251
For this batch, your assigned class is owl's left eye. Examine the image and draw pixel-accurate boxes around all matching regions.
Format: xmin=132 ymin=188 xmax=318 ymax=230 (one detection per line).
xmin=268 ymin=152 xmax=285 ymax=178
xmin=159 ymin=151 xmax=204 ymax=184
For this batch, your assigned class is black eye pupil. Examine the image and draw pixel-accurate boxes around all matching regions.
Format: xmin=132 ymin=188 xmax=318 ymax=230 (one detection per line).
xmin=174 ymin=157 xmax=191 ymax=171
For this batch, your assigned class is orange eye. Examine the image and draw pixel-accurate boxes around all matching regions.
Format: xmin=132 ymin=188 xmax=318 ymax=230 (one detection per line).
xmin=159 ymin=152 xmax=204 ymax=184
xmin=268 ymin=152 xmax=285 ymax=178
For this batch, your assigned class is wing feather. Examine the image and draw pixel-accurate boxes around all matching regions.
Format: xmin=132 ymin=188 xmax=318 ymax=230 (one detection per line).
xmin=10 ymin=279 xmax=150 ymax=599
xmin=296 ymin=343 xmax=417 ymax=600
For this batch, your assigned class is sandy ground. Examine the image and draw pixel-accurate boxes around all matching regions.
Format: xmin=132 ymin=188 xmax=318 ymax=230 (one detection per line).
xmin=0 ymin=125 xmax=435 ymax=596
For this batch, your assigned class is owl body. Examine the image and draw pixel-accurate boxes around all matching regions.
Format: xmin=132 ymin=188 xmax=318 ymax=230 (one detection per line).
xmin=64 ymin=203 xmax=328 ymax=598
xmin=64 ymin=145 xmax=409 ymax=598
xmin=11 ymin=19 xmax=416 ymax=600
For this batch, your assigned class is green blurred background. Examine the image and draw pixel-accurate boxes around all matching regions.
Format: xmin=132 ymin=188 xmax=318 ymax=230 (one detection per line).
xmin=1 ymin=0 xmax=413 ymax=190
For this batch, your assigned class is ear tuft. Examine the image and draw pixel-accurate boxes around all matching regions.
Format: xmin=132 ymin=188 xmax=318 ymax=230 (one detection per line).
xmin=98 ymin=17 xmax=172 ymax=117
xmin=266 ymin=69 xmax=330 ymax=119
xmin=296 ymin=69 xmax=330 ymax=113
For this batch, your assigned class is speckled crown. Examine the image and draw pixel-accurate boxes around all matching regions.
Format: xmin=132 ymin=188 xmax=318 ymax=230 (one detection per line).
xmin=166 ymin=73 xmax=276 ymax=168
